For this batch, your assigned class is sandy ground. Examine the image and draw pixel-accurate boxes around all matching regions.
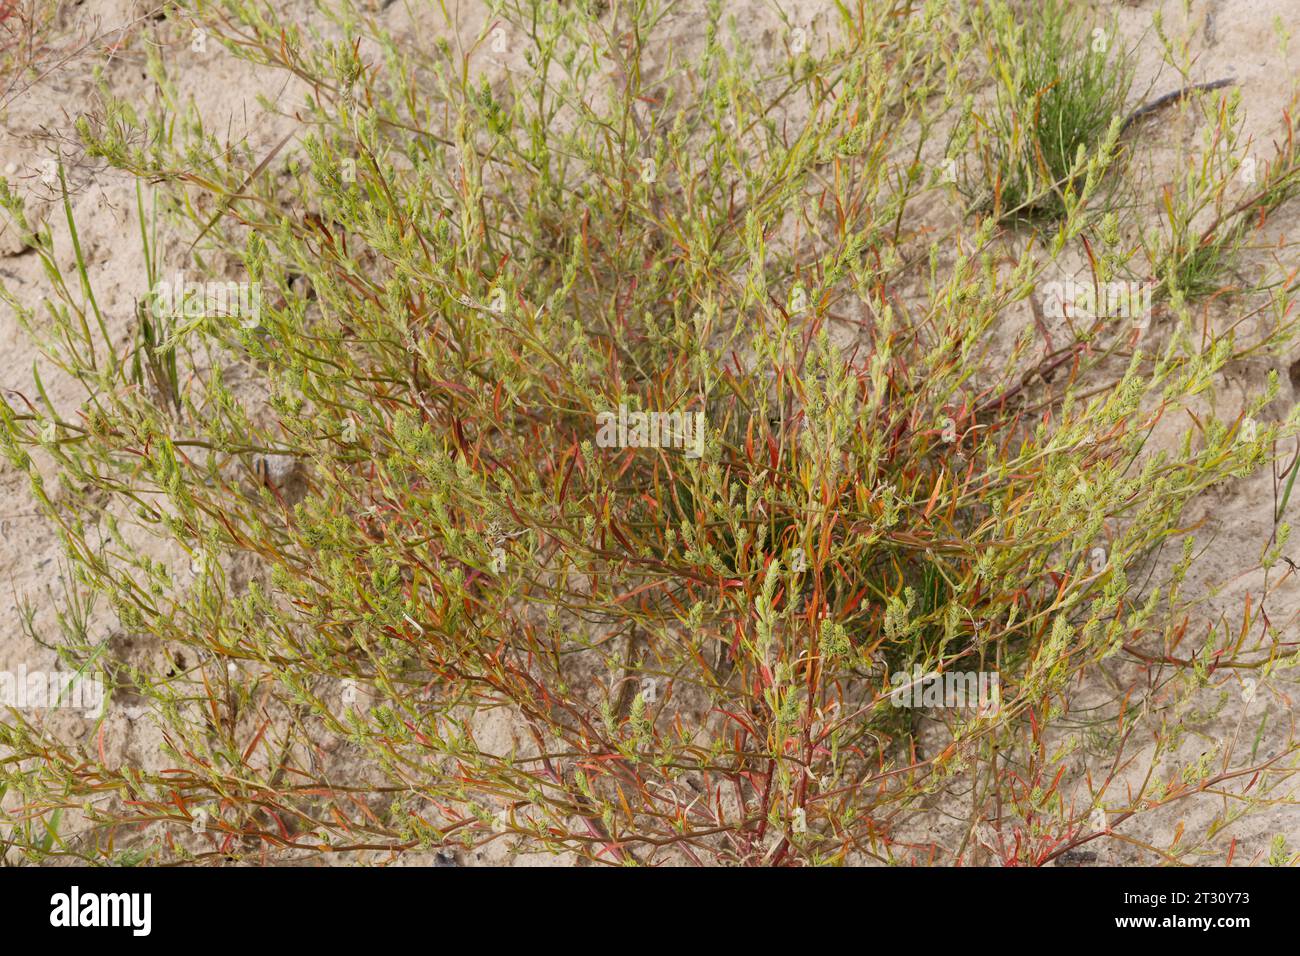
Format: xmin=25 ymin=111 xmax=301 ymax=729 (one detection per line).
xmin=2 ymin=0 xmax=1299 ymax=865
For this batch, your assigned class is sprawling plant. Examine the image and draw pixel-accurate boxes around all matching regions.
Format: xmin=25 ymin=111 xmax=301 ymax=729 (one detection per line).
xmin=2 ymin=0 xmax=1299 ymax=866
